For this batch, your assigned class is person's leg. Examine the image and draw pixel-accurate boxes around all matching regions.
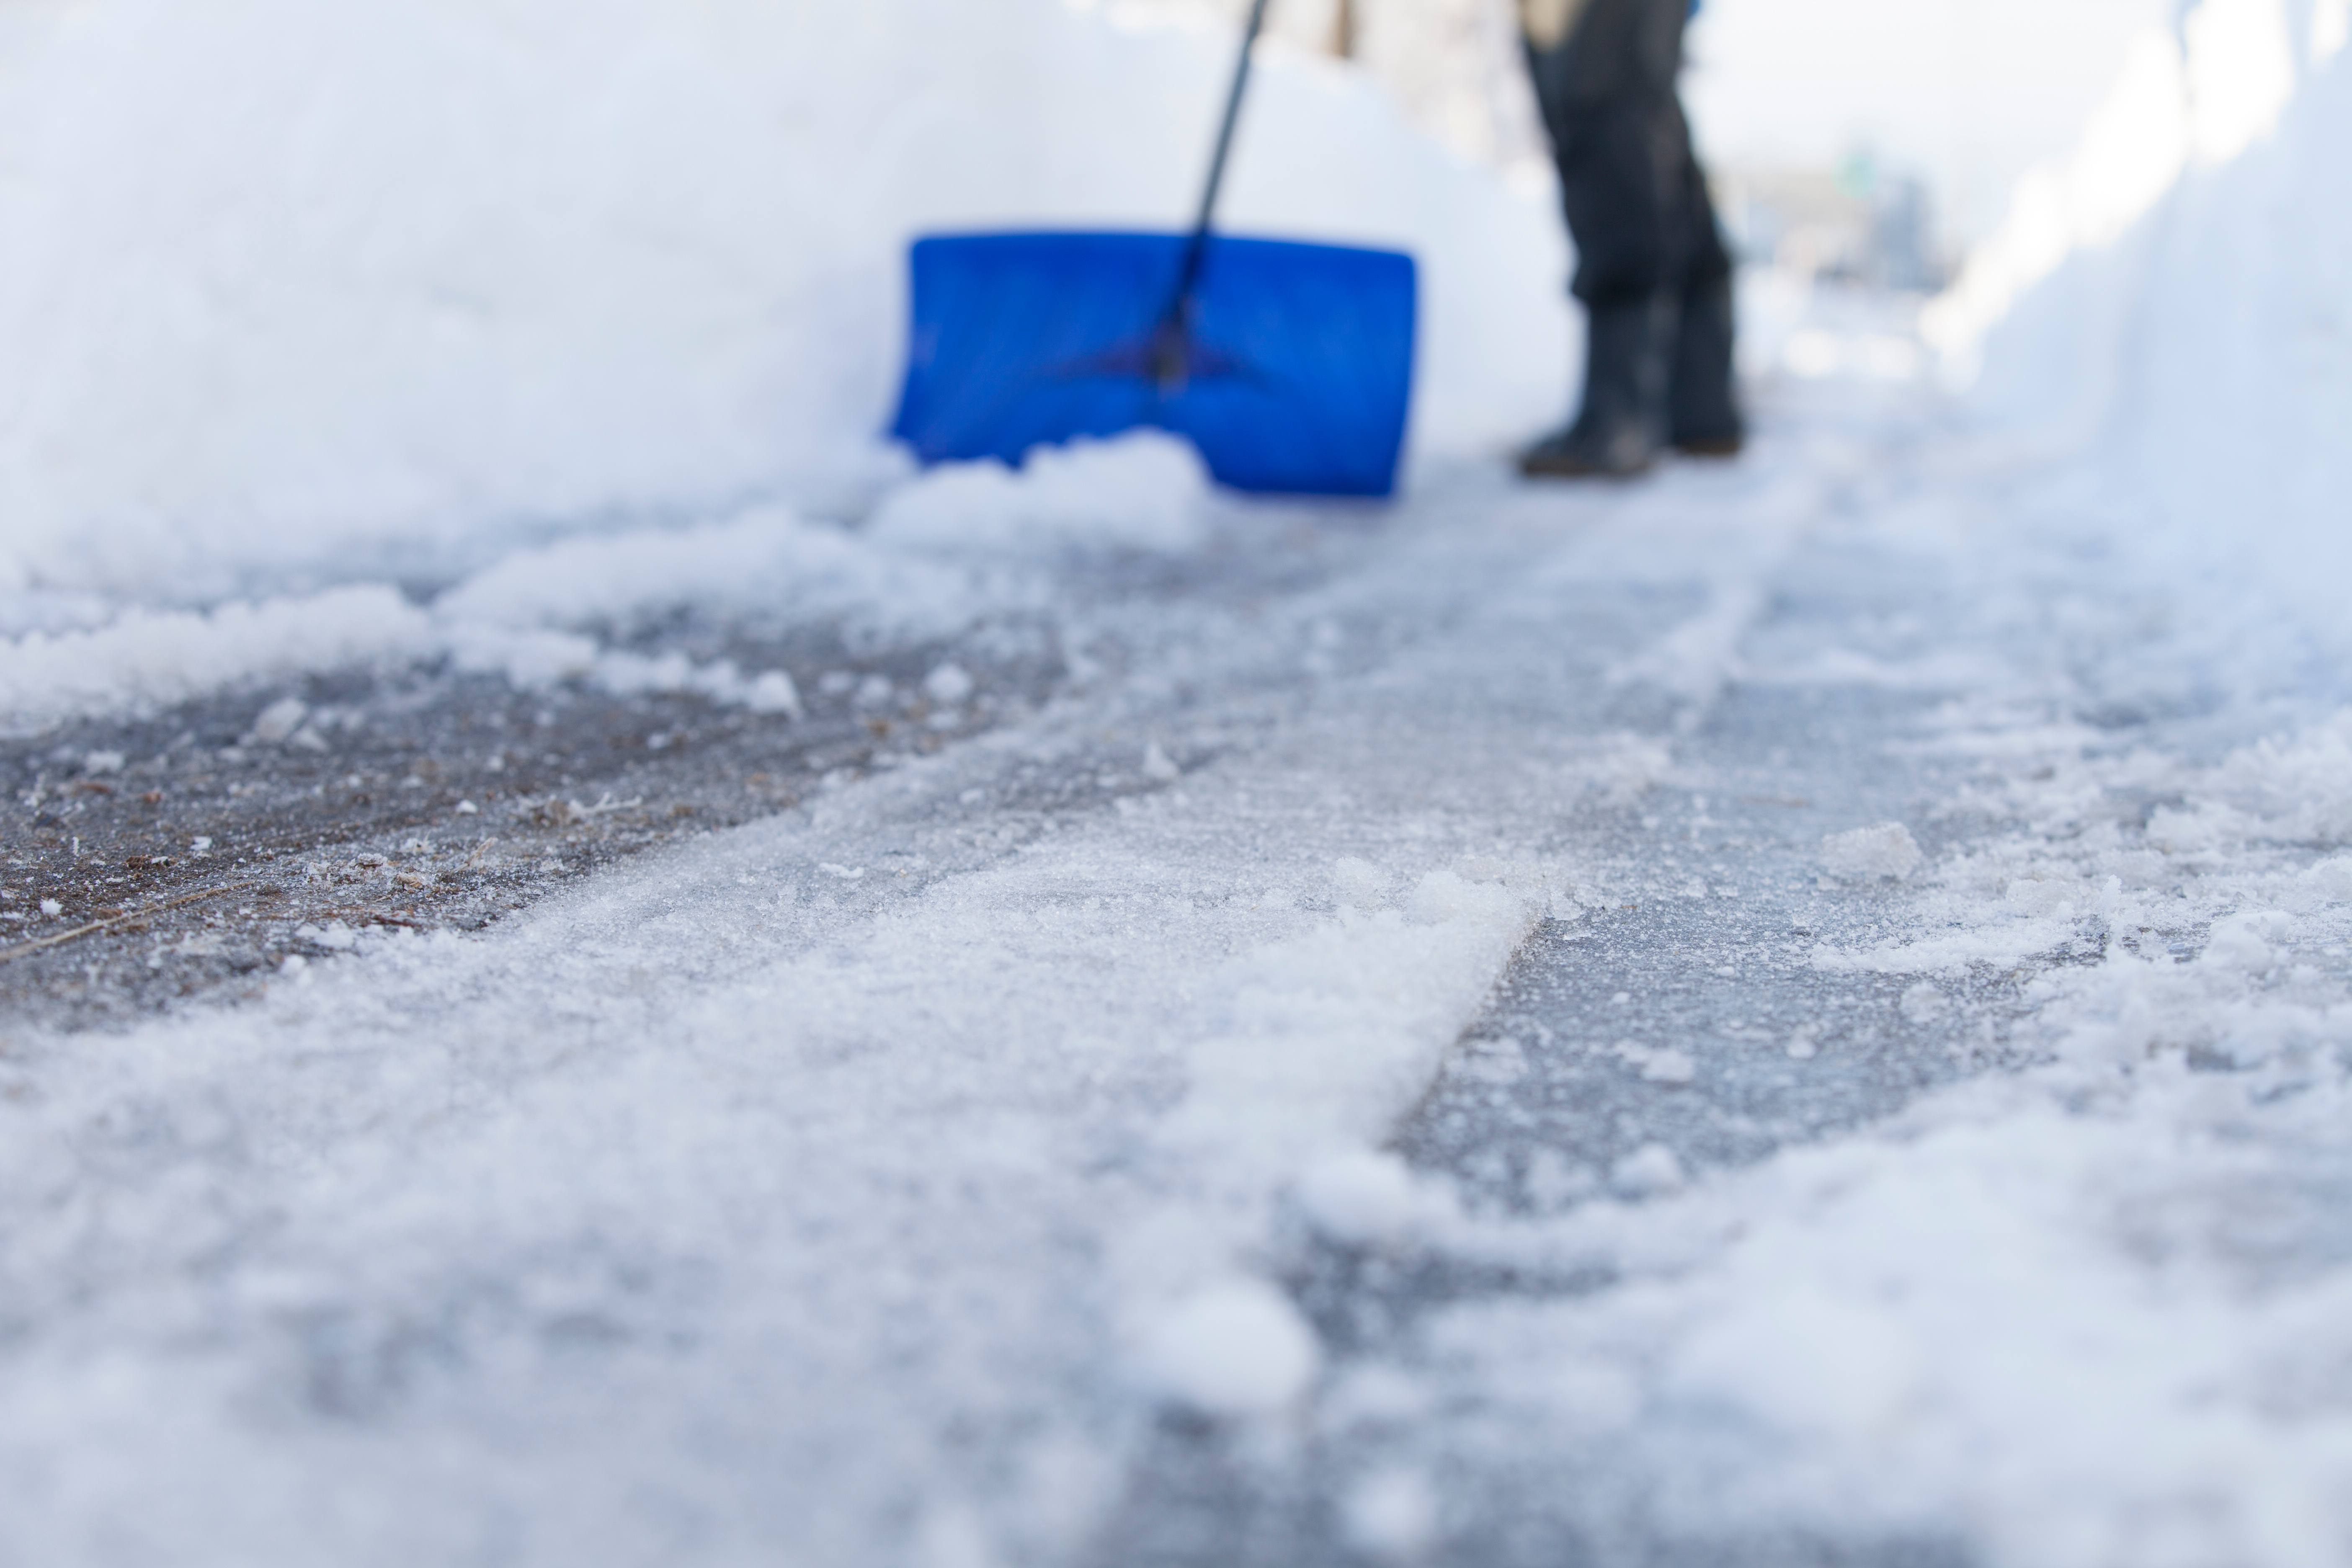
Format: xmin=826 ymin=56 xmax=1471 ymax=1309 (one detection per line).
xmin=1666 ymin=113 xmax=1743 ymax=455
xmin=1519 ymin=0 xmax=1692 ymax=477
xmin=1519 ymin=289 xmax=1678 ymax=477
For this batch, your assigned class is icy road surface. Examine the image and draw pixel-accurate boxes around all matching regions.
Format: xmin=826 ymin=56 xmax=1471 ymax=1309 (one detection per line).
xmin=4 ymin=379 xmax=2352 ymax=1568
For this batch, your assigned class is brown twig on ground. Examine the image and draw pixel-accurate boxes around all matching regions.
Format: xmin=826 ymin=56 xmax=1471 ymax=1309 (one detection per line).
xmin=312 ymin=909 xmax=424 ymax=931
xmin=0 ymin=880 xmax=260 ymax=965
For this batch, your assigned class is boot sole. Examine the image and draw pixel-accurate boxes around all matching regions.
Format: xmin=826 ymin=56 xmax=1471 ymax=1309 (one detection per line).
xmin=1517 ymin=451 xmax=1656 ymax=480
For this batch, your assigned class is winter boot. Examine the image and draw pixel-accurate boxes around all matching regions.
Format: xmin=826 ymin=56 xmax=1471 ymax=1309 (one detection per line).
xmin=1668 ymin=274 xmax=1743 ymax=457
xmin=1519 ymin=293 xmax=1677 ymax=479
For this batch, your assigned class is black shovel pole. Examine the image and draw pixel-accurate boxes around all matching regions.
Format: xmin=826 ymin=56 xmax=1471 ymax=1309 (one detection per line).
xmin=1153 ymin=0 xmax=1274 ymax=392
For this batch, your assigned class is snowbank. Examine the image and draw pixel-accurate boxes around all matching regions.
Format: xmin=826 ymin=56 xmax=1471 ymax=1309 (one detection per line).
xmin=0 ymin=500 xmax=966 ymax=733
xmin=0 ymin=427 xmax=1286 ymax=733
xmin=1927 ymin=0 xmax=2352 ymax=646
xmin=0 ymin=0 xmax=1568 ymax=603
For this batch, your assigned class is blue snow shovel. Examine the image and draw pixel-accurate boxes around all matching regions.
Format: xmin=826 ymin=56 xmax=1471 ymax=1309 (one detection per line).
xmin=887 ymin=0 xmax=1417 ymax=498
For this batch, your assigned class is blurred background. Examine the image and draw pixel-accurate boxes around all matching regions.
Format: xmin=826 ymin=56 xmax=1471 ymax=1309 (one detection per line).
xmin=1112 ymin=0 xmax=2174 ymax=286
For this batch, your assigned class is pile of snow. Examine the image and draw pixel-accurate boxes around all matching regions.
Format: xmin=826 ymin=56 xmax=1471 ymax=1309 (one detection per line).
xmin=1927 ymin=0 xmax=2352 ymax=646
xmin=0 ymin=501 xmax=962 ymax=733
xmin=0 ymin=0 xmax=1568 ymax=605
xmin=867 ymin=431 xmax=1214 ymax=557
xmin=0 ymin=587 xmax=438 ymax=733
xmin=1132 ymin=1277 xmax=1322 ymax=1418
xmin=0 ymin=435 xmax=1226 ymax=734
xmin=1924 ymin=0 xmax=2316 ymax=379
xmin=1818 ymin=822 xmax=1923 ymax=882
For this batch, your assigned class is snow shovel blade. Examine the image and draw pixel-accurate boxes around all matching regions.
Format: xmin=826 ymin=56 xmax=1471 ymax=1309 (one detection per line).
xmin=889 ymin=230 xmax=1416 ymax=498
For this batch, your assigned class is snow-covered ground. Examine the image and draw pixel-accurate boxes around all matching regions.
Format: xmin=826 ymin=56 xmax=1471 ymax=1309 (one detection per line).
xmin=3 ymin=0 xmax=2351 ymax=1564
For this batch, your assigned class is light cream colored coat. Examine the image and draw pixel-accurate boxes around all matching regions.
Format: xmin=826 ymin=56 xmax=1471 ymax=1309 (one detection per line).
xmin=1518 ymin=0 xmax=1595 ymax=50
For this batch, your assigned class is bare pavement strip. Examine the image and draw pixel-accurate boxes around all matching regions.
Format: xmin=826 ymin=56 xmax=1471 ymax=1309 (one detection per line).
xmin=0 ymin=638 xmax=1034 ymax=1027
xmin=1 ymin=400 xmax=2344 ymax=1563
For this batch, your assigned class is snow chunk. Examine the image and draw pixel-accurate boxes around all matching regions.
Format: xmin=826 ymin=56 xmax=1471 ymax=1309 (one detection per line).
xmin=867 ymin=433 xmax=1213 ymax=556
xmin=1821 ymin=823 xmax=1924 ymax=882
xmin=1640 ymin=1048 xmax=1697 ymax=1085
xmin=1613 ymin=1040 xmax=1697 ymax=1085
xmin=2207 ymin=712 xmax=2352 ymax=845
xmin=1331 ymin=856 xmax=1393 ymax=911
xmin=1610 ymin=1143 xmax=1686 ymax=1197
xmin=248 ymin=697 xmax=308 ymax=744
xmin=921 ymin=663 xmax=973 ymax=707
xmin=1667 ymin=1285 xmax=1922 ymax=1439
xmin=1407 ymin=868 xmax=1494 ymax=925
xmin=1134 ymin=1279 xmax=1320 ymax=1418
xmin=745 ymin=670 xmax=804 ymax=720
xmin=1609 ymin=1048 xmax=1702 ymax=1086
xmin=1898 ymin=981 xmax=1951 ymax=1023
xmin=2200 ymin=911 xmax=2289 ymax=974
xmin=295 ymin=921 xmax=357 ymax=952
xmin=2299 ymin=857 xmax=2352 ymax=903
xmin=1295 ymin=1152 xmax=1423 ymax=1248
xmin=1340 ymin=1466 xmax=1440 ymax=1560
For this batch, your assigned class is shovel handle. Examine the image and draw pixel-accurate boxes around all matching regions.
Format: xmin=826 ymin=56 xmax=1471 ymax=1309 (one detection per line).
xmin=1186 ymin=0 xmax=1273 ymax=259
xmin=1157 ymin=0 xmax=1272 ymax=385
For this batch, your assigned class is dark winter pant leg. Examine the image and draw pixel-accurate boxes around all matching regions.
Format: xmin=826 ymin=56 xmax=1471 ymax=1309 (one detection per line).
xmin=1547 ymin=95 xmax=1691 ymax=305
xmin=1522 ymin=0 xmax=1694 ymax=306
xmin=1668 ymin=114 xmax=1743 ymax=446
xmin=1522 ymin=0 xmax=1740 ymax=465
